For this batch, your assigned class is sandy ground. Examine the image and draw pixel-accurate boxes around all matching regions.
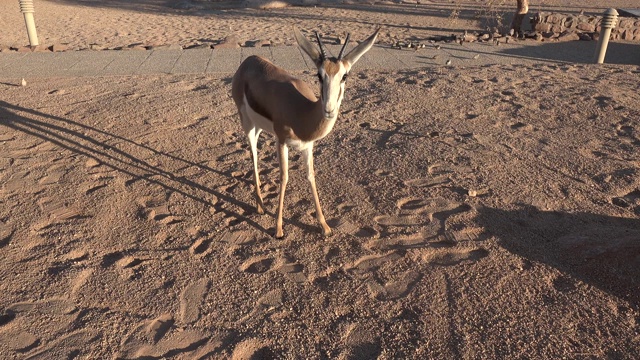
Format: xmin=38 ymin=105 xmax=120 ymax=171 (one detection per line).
xmin=1 ymin=0 xmax=640 ymax=49
xmin=2 ymin=0 xmax=640 ymax=359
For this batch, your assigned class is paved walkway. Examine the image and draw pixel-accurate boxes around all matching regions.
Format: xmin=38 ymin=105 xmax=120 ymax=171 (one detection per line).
xmin=0 ymin=40 xmax=638 ymax=78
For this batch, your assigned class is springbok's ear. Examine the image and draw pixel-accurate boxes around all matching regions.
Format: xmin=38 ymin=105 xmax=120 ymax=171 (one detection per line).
xmin=294 ymin=27 xmax=322 ymax=65
xmin=343 ymin=28 xmax=381 ymax=67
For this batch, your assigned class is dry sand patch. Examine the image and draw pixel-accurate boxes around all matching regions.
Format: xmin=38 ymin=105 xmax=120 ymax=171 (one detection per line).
xmin=1 ymin=61 xmax=639 ymax=357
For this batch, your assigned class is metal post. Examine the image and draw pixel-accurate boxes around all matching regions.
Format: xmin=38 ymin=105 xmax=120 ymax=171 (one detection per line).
xmin=593 ymin=8 xmax=618 ymax=64
xmin=19 ymin=0 xmax=39 ymax=47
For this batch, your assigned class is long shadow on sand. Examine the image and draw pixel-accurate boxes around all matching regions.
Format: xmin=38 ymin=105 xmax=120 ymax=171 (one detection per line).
xmin=475 ymin=204 xmax=640 ymax=308
xmin=498 ymin=41 xmax=640 ymax=66
xmin=0 ymin=100 xmax=295 ymax=236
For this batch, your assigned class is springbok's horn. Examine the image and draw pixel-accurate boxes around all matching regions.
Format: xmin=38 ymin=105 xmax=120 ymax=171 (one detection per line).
xmin=315 ymin=32 xmax=328 ymax=60
xmin=338 ymin=33 xmax=351 ymax=59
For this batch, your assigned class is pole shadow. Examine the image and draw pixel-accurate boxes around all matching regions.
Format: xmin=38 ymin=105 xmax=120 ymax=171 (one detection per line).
xmin=0 ymin=100 xmax=276 ymax=235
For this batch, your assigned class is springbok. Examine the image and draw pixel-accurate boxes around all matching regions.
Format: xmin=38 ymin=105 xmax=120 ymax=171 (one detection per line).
xmin=231 ymin=27 xmax=380 ymax=238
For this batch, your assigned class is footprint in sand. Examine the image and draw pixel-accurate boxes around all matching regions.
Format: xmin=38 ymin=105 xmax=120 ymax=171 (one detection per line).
xmin=239 ymin=289 xmax=285 ymax=324
xmin=367 ymin=270 xmax=422 ymax=301
xmin=2 ymin=298 xmax=96 ymax=358
xmin=179 ymin=278 xmax=210 ymax=325
xmin=344 ymin=251 xmax=403 ymax=274
xmin=0 ymin=220 xmax=14 ymax=247
xmin=276 ymin=262 xmax=307 ymax=284
xmin=373 ymin=214 xmax=426 ymax=227
xmin=189 ymin=237 xmax=212 ymax=257
xmin=374 ymin=198 xmax=463 ymax=227
xmin=366 ymin=232 xmax=455 ymax=251
xmin=340 ymin=322 xmax=382 ymax=360
xmin=327 ymin=218 xmax=363 ymax=236
xmin=221 ymin=230 xmax=257 ymax=245
xmin=611 ymin=189 xmax=640 ymax=209
xmin=374 ymin=169 xmax=392 ymax=177
xmin=422 ymin=247 xmax=489 ymax=266
xmin=80 ymin=181 xmax=108 ymax=195
xmin=403 ymin=175 xmax=450 ymax=188
xmin=240 ymin=256 xmax=275 ymax=274
xmin=119 ymin=327 xmax=209 ymax=359
xmin=231 ymin=339 xmax=273 ymax=360
xmin=137 ymin=195 xmax=182 ymax=225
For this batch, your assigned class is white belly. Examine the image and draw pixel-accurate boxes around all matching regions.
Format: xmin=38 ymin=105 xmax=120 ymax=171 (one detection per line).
xmin=241 ymin=93 xmax=274 ymax=134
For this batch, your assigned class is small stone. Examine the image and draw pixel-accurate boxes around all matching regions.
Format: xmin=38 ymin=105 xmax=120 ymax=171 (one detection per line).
xmin=21 ymin=78 xmax=26 ymax=87
xmin=85 ymin=158 xmax=101 ymax=168
xmin=49 ymin=43 xmax=69 ymax=52
xmin=150 ymin=44 xmax=183 ymax=51
xmin=215 ymin=36 xmax=240 ymax=49
xmin=467 ymin=189 xmax=478 ymax=197
xmin=257 ymin=39 xmax=271 ymax=47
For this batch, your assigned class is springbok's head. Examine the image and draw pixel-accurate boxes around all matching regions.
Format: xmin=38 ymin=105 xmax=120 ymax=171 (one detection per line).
xmin=294 ymin=27 xmax=380 ymax=120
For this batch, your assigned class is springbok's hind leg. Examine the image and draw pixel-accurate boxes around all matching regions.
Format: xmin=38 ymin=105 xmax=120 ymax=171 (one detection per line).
xmin=243 ymin=119 xmax=265 ymax=214
xmin=302 ymin=144 xmax=331 ymax=236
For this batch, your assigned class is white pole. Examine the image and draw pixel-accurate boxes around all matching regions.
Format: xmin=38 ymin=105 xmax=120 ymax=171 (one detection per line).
xmin=19 ymin=0 xmax=39 ymax=47
xmin=594 ymin=8 xmax=619 ymax=64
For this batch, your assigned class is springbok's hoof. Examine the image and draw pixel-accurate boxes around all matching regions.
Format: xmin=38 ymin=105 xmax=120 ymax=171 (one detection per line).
xmin=322 ymin=227 xmax=332 ymax=237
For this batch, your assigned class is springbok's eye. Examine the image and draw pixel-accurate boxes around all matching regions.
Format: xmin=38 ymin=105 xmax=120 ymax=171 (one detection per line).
xmin=317 ymin=74 xmax=323 ymax=83
xmin=342 ymin=73 xmax=349 ymax=82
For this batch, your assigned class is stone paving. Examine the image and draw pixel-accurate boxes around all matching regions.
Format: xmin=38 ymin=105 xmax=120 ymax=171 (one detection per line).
xmin=0 ymin=40 xmax=638 ymax=79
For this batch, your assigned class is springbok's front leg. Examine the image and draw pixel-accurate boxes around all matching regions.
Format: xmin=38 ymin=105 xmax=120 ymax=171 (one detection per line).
xmin=302 ymin=145 xmax=331 ymax=236
xmin=244 ymin=124 xmax=265 ymax=214
xmin=275 ymin=142 xmax=289 ymax=238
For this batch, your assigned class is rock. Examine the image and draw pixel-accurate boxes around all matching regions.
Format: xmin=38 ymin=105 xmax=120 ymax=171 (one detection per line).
xmin=557 ymin=30 xmax=580 ymax=41
xmin=619 ymin=19 xmax=635 ymax=29
xmin=622 ymin=29 xmax=635 ymax=41
xmin=462 ymin=33 xmax=476 ymax=42
xmin=579 ymin=33 xmax=593 ymax=41
xmin=150 ymin=44 xmax=183 ymax=51
xmin=215 ymin=36 xmax=240 ymax=49
xmin=534 ymin=23 xmax=548 ymax=33
xmin=49 ymin=43 xmax=69 ymax=52
xmin=576 ymin=23 xmax=595 ymax=32
xmin=244 ymin=40 xmax=270 ymax=47
xmin=121 ymin=43 xmax=147 ymax=51
xmin=17 ymin=45 xmax=49 ymax=52
xmin=184 ymin=43 xmax=211 ymax=50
